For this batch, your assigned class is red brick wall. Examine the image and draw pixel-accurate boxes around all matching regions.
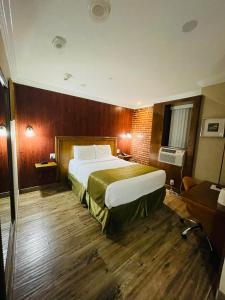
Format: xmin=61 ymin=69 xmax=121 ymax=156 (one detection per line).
xmin=131 ymin=107 xmax=153 ymax=165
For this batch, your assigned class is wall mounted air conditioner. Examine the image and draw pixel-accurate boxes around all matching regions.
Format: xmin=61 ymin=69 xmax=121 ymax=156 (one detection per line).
xmin=158 ymin=147 xmax=185 ymax=167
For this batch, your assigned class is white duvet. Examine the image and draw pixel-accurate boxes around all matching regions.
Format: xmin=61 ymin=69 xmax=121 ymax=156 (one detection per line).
xmin=69 ymin=156 xmax=166 ymax=209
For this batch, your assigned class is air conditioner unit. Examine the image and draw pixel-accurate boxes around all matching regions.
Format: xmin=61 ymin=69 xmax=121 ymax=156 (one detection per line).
xmin=158 ymin=147 xmax=185 ymax=167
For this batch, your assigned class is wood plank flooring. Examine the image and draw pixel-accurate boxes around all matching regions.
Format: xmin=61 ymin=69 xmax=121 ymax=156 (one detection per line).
xmin=13 ymin=187 xmax=216 ymax=300
xmin=0 ymin=196 xmax=11 ymax=265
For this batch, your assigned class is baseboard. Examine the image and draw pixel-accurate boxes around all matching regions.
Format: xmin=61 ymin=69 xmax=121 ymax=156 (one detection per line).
xmin=218 ymin=291 xmax=225 ymax=300
xmin=19 ymin=182 xmax=62 ymax=194
xmin=1 ymin=182 xmax=66 ymax=197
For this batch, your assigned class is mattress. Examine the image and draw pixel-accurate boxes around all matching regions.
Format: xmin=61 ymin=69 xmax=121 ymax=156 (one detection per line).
xmin=68 ymin=156 xmax=166 ymax=209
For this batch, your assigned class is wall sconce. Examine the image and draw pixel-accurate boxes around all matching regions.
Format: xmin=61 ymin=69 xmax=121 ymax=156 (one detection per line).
xmin=25 ymin=126 xmax=35 ymax=137
xmin=121 ymin=132 xmax=132 ymax=139
xmin=0 ymin=125 xmax=7 ymax=137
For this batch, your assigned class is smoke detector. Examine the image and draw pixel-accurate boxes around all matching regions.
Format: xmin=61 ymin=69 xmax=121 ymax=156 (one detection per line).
xmin=64 ymin=73 xmax=72 ymax=81
xmin=89 ymin=0 xmax=111 ymax=22
xmin=52 ymin=36 xmax=67 ymax=49
xmin=182 ymin=20 xmax=198 ymax=33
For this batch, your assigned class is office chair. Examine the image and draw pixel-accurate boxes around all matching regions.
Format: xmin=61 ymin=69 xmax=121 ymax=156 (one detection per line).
xmin=180 ymin=176 xmax=213 ymax=252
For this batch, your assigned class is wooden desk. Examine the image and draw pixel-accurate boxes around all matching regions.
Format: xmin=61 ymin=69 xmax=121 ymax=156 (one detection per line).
xmin=182 ymin=181 xmax=225 ymax=259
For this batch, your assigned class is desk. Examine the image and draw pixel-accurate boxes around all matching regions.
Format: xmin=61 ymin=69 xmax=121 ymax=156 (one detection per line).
xmin=182 ymin=181 xmax=225 ymax=259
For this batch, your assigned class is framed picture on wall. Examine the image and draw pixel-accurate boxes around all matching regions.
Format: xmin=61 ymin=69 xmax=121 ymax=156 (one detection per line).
xmin=201 ymin=118 xmax=225 ymax=137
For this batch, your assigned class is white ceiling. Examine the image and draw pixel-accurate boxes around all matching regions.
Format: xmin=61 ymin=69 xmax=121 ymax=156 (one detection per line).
xmin=1 ymin=0 xmax=225 ymax=108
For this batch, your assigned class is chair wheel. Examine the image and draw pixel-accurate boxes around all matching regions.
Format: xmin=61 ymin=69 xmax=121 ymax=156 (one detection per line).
xmin=181 ymin=234 xmax=187 ymax=239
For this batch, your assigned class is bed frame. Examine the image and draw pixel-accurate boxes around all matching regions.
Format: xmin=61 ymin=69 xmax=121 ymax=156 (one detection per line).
xmin=55 ymin=136 xmax=117 ymax=182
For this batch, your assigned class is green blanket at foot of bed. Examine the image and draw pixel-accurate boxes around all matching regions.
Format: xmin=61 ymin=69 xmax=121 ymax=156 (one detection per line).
xmin=69 ymin=173 xmax=166 ymax=235
xmin=86 ymin=187 xmax=166 ymax=235
xmin=87 ymin=164 xmax=159 ymax=209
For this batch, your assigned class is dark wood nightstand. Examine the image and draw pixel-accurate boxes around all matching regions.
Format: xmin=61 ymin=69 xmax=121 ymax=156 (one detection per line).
xmin=35 ymin=162 xmax=58 ymax=185
xmin=118 ymin=154 xmax=132 ymax=161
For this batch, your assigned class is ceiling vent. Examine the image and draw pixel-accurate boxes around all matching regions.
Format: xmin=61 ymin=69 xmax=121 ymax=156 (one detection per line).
xmin=89 ymin=0 xmax=111 ymax=22
xmin=52 ymin=36 xmax=67 ymax=49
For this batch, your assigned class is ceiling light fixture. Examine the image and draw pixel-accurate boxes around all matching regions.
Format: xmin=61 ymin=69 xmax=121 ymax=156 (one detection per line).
xmin=182 ymin=20 xmax=198 ymax=33
xmin=89 ymin=0 xmax=111 ymax=22
xmin=52 ymin=36 xmax=67 ymax=49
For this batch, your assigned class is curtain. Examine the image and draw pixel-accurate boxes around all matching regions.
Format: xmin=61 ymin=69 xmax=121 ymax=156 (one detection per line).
xmin=168 ymin=104 xmax=193 ymax=149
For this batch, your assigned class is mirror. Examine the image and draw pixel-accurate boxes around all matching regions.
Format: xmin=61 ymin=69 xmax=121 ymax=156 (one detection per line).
xmin=0 ymin=81 xmax=10 ymax=266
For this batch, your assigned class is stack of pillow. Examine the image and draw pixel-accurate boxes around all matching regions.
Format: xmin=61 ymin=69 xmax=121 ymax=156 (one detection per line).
xmin=73 ymin=145 xmax=112 ymax=160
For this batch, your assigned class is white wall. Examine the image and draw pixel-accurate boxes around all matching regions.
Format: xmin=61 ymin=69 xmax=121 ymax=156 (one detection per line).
xmin=193 ymin=82 xmax=225 ymax=185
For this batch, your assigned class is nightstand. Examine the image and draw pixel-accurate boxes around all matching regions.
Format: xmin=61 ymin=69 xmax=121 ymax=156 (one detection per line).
xmin=35 ymin=162 xmax=57 ymax=169
xmin=118 ymin=155 xmax=132 ymax=161
xmin=35 ymin=162 xmax=58 ymax=185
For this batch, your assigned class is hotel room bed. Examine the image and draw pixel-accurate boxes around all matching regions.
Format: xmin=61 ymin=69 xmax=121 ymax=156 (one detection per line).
xmin=68 ymin=156 xmax=166 ymax=234
xmin=55 ymin=136 xmax=166 ymax=235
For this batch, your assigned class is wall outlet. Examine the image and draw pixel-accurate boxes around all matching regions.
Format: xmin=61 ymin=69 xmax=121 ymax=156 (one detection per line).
xmin=170 ymin=179 xmax=175 ymax=186
xmin=50 ymin=153 xmax=55 ymax=160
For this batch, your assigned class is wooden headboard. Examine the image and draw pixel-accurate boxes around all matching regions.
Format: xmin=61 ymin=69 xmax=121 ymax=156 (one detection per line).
xmin=55 ymin=136 xmax=117 ymax=182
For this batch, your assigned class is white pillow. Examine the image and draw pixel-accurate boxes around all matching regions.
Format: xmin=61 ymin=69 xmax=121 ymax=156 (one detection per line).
xmin=73 ymin=145 xmax=95 ymax=160
xmin=94 ymin=145 xmax=112 ymax=159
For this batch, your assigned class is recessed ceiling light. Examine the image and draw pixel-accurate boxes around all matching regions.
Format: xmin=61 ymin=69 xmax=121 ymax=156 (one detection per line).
xmin=182 ymin=20 xmax=198 ymax=33
xmin=64 ymin=73 xmax=72 ymax=81
xmin=89 ymin=0 xmax=111 ymax=22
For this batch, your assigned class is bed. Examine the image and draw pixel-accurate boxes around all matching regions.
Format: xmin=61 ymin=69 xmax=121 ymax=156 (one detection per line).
xmin=56 ymin=136 xmax=166 ymax=235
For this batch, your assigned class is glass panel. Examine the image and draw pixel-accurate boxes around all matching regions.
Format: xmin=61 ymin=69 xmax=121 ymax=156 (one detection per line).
xmin=0 ymin=82 xmax=10 ymax=266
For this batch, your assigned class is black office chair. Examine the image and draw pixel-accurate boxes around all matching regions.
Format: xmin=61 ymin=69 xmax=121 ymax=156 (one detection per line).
xmin=180 ymin=177 xmax=213 ymax=252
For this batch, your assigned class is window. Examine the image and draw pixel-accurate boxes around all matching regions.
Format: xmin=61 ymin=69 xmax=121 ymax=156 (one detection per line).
xmin=168 ymin=104 xmax=193 ymax=149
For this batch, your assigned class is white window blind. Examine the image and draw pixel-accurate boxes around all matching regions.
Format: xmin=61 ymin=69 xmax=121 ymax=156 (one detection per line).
xmin=168 ymin=104 xmax=193 ymax=149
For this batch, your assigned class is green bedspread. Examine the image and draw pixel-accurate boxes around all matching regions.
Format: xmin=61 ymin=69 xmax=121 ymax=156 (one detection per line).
xmin=68 ymin=172 xmax=165 ymax=235
xmin=87 ymin=164 xmax=158 ymax=209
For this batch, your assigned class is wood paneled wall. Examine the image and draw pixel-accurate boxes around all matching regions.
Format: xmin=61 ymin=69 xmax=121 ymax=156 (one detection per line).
xmin=14 ymin=84 xmax=133 ymax=189
xmin=0 ymin=85 xmax=9 ymax=193
xmin=150 ymin=96 xmax=202 ymax=189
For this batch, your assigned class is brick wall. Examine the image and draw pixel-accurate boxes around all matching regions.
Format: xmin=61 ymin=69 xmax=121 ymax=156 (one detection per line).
xmin=131 ymin=107 xmax=153 ymax=165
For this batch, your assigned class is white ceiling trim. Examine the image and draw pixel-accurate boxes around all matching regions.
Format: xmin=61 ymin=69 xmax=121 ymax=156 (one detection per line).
xmin=14 ymin=76 xmax=133 ymax=108
xmin=137 ymin=89 xmax=202 ymax=109
xmin=197 ymin=72 xmax=225 ymax=88
xmin=15 ymin=76 xmax=202 ymax=110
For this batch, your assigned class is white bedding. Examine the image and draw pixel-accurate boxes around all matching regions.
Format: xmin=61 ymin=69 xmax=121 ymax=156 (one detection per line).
xmin=69 ymin=156 xmax=166 ymax=209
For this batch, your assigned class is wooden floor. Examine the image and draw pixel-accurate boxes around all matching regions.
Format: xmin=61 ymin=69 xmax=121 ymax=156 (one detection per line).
xmin=0 ymin=196 xmax=11 ymax=265
xmin=13 ymin=186 xmax=216 ymax=300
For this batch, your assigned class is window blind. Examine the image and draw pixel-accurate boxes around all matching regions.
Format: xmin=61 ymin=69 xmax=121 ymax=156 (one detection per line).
xmin=168 ymin=104 xmax=193 ymax=149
